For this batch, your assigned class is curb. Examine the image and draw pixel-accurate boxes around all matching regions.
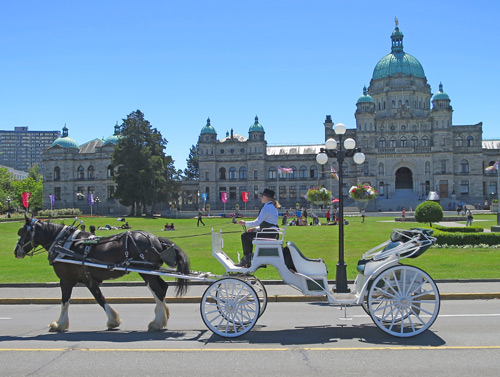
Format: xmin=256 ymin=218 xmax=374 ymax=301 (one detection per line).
xmin=1 ymin=292 xmax=499 ymax=305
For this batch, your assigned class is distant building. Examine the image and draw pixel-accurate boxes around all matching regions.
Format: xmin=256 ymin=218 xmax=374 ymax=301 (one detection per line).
xmin=0 ymin=164 xmax=28 ymax=180
xmin=42 ymin=125 xmax=129 ymax=215
xmin=0 ymin=126 xmax=60 ymax=172
xmin=184 ymin=23 xmax=500 ymax=212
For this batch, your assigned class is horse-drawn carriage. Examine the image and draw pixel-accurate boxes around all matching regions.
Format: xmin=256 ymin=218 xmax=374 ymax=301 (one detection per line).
xmin=14 ymin=215 xmax=440 ymax=338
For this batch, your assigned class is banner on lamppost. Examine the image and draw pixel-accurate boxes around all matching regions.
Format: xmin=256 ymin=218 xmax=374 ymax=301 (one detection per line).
xmin=22 ymin=192 xmax=32 ymax=209
xmin=241 ymin=192 xmax=249 ymax=202
xmin=88 ymin=194 xmax=95 ymax=206
xmin=49 ymin=194 xmax=55 ymax=210
xmin=200 ymin=193 xmax=207 ymax=202
xmin=221 ymin=192 xmax=228 ymax=203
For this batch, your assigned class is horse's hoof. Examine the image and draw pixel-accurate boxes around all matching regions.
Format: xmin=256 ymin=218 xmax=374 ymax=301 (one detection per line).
xmin=48 ymin=322 xmax=68 ymax=332
xmin=107 ymin=320 xmax=121 ymax=330
xmin=147 ymin=322 xmax=165 ymax=332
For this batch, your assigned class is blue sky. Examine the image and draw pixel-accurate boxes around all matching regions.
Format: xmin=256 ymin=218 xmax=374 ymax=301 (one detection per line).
xmin=1 ymin=0 xmax=498 ymax=171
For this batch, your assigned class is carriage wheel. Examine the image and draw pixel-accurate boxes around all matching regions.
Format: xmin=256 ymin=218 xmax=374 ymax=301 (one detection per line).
xmin=368 ymin=265 xmax=440 ymax=337
xmin=239 ymin=277 xmax=268 ymax=318
xmin=200 ymin=278 xmax=260 ymax=338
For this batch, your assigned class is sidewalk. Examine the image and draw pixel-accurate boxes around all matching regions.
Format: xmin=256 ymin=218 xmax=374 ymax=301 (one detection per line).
xmin=1 ymin=280 xmax=499 ymax=304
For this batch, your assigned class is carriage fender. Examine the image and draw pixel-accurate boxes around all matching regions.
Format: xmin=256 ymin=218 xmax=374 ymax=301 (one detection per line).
xmin=358 ymin=254 xmax=399 ymax=277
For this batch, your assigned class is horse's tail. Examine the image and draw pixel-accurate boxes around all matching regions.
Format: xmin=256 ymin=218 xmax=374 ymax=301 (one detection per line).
xmin=158 ymin=237 xmax=190 ymax=297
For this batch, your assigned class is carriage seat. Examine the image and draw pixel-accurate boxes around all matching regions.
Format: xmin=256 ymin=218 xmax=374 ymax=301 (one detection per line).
xmin=283 ymin=241 xmax=327 ymax=276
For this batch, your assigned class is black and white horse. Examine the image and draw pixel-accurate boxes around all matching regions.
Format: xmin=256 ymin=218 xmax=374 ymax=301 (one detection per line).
xmin=14 ymin=215 xmax=190 ymax=332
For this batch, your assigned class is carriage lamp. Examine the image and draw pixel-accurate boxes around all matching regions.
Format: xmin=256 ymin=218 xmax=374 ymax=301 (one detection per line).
xmin=316 ymin=123 xmax=365 ymax=293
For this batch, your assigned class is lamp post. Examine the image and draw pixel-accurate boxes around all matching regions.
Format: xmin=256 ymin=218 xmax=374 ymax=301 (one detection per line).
xmin=7 ymin=196 xmax=11 ymax=218
xmin=316 ymin=123 xmax=365 ymax=293
xmin=95 ymin=196 xmax=100 ymax=215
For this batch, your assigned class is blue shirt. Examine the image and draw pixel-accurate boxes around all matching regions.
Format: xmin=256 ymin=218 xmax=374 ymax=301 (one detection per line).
xmin=245 ymin=202 xmax=278 ymax=228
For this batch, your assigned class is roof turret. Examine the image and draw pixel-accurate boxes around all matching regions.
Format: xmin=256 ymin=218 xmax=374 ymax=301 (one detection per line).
xmin=249 ymin=115 xmax=264 ymax=132
xmin=200 ymin=118 xmax=217 ymax=134
xmin=433 ymin=82 xmax=450 ymax=101
xmin=51 ymin=125 xmax=79 ymax=149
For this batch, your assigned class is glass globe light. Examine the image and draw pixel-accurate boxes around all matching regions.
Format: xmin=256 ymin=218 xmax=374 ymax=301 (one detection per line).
xmin=334 ymin=123 xmax=346 ymax=135
xmin=344 ymin=138 xmax=356 ymax=150
xmin=316 ymin=152 xmax=328 ymax=165
xmin=325 ymin=138 xmax=337 ymax=150
xmin=353 ymin=152 xmax=366 ymax=164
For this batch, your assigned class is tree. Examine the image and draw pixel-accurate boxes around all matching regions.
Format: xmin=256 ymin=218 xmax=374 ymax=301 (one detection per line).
xmin=184 ymin=143 xmax=199 ymax=180
xmin=112 ymin=110 xmax=179 ymax=216
xmin=415 ymin=201 xmax=444 ymax=227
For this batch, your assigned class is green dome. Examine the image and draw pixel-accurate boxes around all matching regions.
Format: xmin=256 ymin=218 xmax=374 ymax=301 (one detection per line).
xmin=249 ymin=115 xmax=264 ymax=132
xmin=433 ymin=82 xmax=450 ymax=100
xmin=357 ymin=86 xmax=373 ymax=103
xmin=372 ymin=26 xmax=426 ymax=80
xmin=200 ymin=118 xmax=217 ymax=134
xmin=104 ymin=123 xmax=122 ymax=145
xmin=51 ymin=126 xmax=79 ymax=149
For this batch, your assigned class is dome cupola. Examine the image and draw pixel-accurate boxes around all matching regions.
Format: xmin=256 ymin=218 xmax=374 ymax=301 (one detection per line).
xmin=357 ymin=86 xmax=374 ymax=103
xmin=433 ymin=82 xmax=450 ymax=101
xmin=104 ymin=123 xmax=122 ymax=145
xmin=249 ymin=115 xmax=265 ymax=132
xmin=200 ymin=117 xmax=217 ymax=135
xmin=51 ymin=125 xmax=79 ymax=150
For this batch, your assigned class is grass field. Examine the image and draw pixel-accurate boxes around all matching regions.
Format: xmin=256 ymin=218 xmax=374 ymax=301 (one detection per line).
xmin=1 ymin=214 xmax=500 ymax=283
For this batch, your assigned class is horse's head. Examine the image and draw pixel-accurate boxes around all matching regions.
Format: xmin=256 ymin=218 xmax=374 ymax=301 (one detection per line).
xmin=14 ymin=214 xmax=40 ymax=259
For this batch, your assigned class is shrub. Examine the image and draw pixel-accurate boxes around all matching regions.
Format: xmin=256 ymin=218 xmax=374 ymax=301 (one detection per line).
xmin=37 ymin=208 xmax=83 ymax=217
xmin=415 ymin=201 xmax=443 ymax=226
xmin=433 ymin=229 xmax=500 ymax=246
xmin=433 ymin=224 xmax=484 ymax=233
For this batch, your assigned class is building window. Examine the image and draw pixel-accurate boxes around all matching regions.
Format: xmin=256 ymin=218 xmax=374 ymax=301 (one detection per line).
xmin=229 ymin=167 xmax=236 ymax=180
xmin=422 ymin=136 xmax=429 ymax=147
xmin=239 ymin=167 xmax=247 ymax=179
xmin=229 ymin=186 xmax=237 ymax=200
xmin=254 ymin=185 xmax=259 ymax=199
xmin=254 ymin=170 xmax=258 ymax=179
xmin=77 ymin=166 xmax=84 ymax=180
xmin=289 ymin=185 xmax=297 ymax=198
xmin=77 ymin=186 xmax=84 ymax=200
xmin=425 ymin=161 xmax=431 ymax=174
xmin=460 ymin=181 xmax=469 ymax=194
xmin=309 ymin=166 xmax=318 ymax=179
xmin=268 ymin=167 xmax=277 ymax=179
xmin=299 ymin=185 xmax=307 ymax=198
xmin=205 ymin=171 xmax=209 ymax=180
xmin=54 ymin=187 xmax=61 ymax=200
xmin=219 ymin=167 xmax=226 ymax=180
xmin=467 ymin=136 xmax=474 ymax=147
xmin=88 ymin=186 xmax=95 ymax=196
xmin=107 ymin=165 xmax=114 ymax=178
xmin=87 ymin=166 xmax=95 ymax=179
xmin=411 ymin=136 xmax=418 ymax=147
xmin=441 ymin=160 xmax=447 ymax=173
xmin=489 ymin=182 xmax=497 ymax=195
xmin=455 ymin=136 xmax=464 ymax=147
xmin=299 ymin=166 xmax=307 ymax=178
xmin=389 ymin=137 xmax=397 ymax=148
xmin=378 ymin=137 xmax=386 ymax=148
xmin=54 ymin=166 xmax=61 ymax=181
xmin=364 ymin=162 xmax=369 ymax=175
xmin=290 ymin=166 xmax=297 ymax=179
xmin=400 ymin=136 xmax=407 ymax=147
xmin=378 ymin=163 xmax=384 ymax=175
xmin=107 ymin=186 xmax=115 ymax=199
xmin=279 ymin=186 xmax=286 ymax=198
xmin=460 ymin=159 xmax=469 ymax=173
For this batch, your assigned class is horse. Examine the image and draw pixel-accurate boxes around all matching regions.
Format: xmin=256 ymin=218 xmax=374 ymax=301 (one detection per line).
xmin=14 ymin=214 xmax=190 ymax=333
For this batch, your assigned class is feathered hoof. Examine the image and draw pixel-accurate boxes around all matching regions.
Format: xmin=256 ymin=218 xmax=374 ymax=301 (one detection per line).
xmin=147 ymin=321 xmax=166 ymax=332
xmin=48 ymin=321 xmax=68 ymax=332
xmin=107 ymin=317 xmax=122 ymax=330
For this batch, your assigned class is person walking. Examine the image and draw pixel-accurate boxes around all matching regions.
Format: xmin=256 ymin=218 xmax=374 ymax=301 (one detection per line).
xmin=326 ymin=209 xmax=331 ymax=223
xmin=466 ymin=210 xmax=473 ymax=226
xmin=360 ymin=207 xmax=366 ymax=223
xmin=236 ymin=188 xmax=279 ymax=267
xmin=197 ymin=210 xmax=205 ymax=227
xmin=402 ymin=208 xmax=406 ymax=221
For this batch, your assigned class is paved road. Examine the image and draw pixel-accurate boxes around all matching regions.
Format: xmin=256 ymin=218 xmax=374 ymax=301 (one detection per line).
xmin=1 ymin=299 xmax=500 ymax=376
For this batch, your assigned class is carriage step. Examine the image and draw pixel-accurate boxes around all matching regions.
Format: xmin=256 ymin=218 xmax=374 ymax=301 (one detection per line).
xmin=330 ymin=292 xmax=358 ymax=303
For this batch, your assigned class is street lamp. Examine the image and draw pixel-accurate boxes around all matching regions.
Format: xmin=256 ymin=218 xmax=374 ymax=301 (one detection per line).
xmin=316 ymin=123 xmax=365 ymax=293
xmin=95 ymin=196 xmax=101 ymax=215
xmin=6 ymin=196 xmax=11 ymax=218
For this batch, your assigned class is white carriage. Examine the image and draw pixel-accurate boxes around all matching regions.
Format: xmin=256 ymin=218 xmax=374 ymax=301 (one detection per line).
xmin=201 ymin=227 xmax=440 ymax=338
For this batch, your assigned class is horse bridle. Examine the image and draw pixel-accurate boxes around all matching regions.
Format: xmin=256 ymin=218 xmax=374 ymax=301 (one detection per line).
xmin=16 ymin=218 xmax=45 ymax=257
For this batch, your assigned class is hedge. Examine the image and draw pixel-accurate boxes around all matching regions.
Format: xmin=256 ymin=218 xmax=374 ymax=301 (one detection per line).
xmin=433 ymin=229 xmax=500 ymax=246
xmin=433 ymin=224 xmax=484 ymax=233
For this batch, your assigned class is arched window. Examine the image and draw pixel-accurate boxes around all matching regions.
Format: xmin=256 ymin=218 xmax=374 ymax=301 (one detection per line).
xmin=309 ymin=166 xmax=318 ymax=179
xmin=77 ymin=166 xmax=84 ymax=180
xmin=290 ymin=166 xmax=297 ymax=179
xmin=425 ymin=161 xmax=431 ymax=174
xmin=389 ymin=137 xmax=397 ymax=148
xmin=411 ymin=136 xmax=418 ymax=147
xmin=107 ymin=165 xmax=114 ymax=178
xmin=460 ymin=159 xmax=469 ymax=173
xmin=87 ymin=166 xmax=95 ymax=179
xmin=299 ymin=166 xmax=307 ymax=179
xmin=378 ymin=162 xmax=384 ymax=175
xmin=455 ymin=136 xmax=464 ymax=147
xmin=422 ymin=136 xmax=429 ymax=147
xmin=268 ymin=167 xmax=277 ymax=179
xmin=378 ymin=137 xmax=386 ymax=148
xmin=54 ymin=166 xmax=61 ymax=181
xmin=229 ymin=167 xmax=236 ymax=180
xmin=219 ymin=167 xmax=226 ymax=180
xmin=239 ymin=167 xmax=247 ymax=179
xmin=400 ymin=136 xmax=407 ymax=147
xmin=467 ymin=135 xmax=474 ymax=147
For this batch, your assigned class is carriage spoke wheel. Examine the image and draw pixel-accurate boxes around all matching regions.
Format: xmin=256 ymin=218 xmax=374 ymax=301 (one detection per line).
xmin=238 ymin=276 xmax=267 ymax=318
xmin=201 ymin=278 xmax=260 ymax=338
xmin=368 ymin=265 xmax=440 ymax=337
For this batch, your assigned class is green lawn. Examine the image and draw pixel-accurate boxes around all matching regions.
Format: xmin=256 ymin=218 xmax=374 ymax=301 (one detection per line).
xmin=2 ymin=214 xmax=499 ymax=283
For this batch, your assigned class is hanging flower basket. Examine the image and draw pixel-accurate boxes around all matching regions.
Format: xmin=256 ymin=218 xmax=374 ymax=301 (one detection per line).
xmin=349 ymin=185 xmax=378 ymax=201
xmin=306 ymin=187 xmax=332 ymax=204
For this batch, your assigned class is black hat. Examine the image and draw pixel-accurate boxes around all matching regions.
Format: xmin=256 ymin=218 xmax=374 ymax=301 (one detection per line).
xmin=260 ymin=188 xmax=276 ymax=200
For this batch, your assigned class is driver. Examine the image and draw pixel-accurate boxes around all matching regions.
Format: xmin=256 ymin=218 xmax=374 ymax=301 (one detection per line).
xmin=236 ymin=188 xmax=279 ymax=267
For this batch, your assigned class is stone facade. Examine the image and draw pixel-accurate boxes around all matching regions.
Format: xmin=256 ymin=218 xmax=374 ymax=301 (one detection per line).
xmin=186 ymin=24 xmax=500 ymax=212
